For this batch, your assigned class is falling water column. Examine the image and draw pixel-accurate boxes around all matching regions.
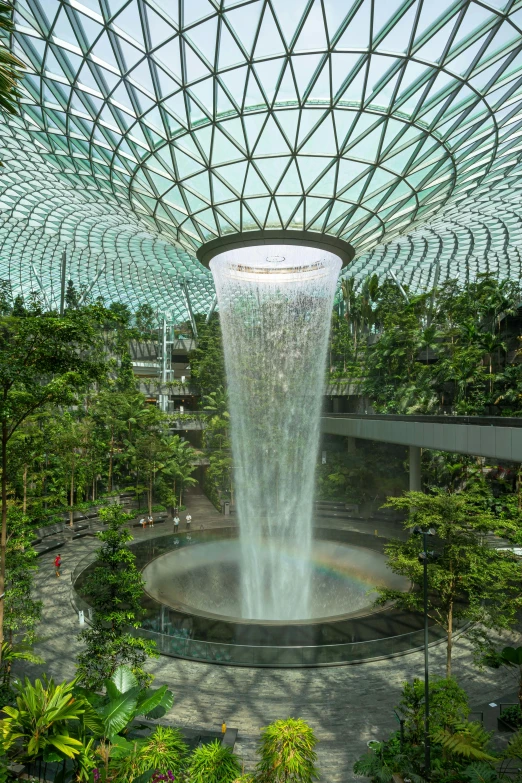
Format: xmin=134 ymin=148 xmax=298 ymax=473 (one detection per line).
xmin=210 ymin=244 xmax=341 ymax=621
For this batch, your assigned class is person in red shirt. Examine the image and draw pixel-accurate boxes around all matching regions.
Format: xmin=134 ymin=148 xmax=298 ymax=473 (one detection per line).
xmin=54 ymin=553 xmax=62 ymax=578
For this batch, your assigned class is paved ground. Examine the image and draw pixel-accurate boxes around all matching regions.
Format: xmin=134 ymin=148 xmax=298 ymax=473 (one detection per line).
xmin=18 ymin=490 xmax=521 ymax=782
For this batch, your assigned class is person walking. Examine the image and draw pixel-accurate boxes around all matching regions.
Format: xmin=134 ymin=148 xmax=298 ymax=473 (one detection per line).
xmin=186 ymin=513 xmax=192 ymax=530
xmin=173 ymin=515 xmax=180 ymax=533
xmin=54 ymin=553 xmax=62 ymax=578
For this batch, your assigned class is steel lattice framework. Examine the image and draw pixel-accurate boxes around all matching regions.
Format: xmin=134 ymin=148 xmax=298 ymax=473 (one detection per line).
xmin=1 ymin=0 xmax=522 ymax=317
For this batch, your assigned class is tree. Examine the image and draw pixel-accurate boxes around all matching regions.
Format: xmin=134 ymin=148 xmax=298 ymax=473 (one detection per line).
xmin=76 ymin=505 xmax=157 ymax=689
xmin=0 ymin=301 xmax=108 ymax=664
xmin=189 ymin=313 xmax=226 ymax=395
xmin=398 ymin=677 xmax=469 ymax=745
xmin=160 ymin=435 xmax=197 ymax=509
xmin=256 ymin=719 xmax=318 ymax=783
xmin=376 ymin=490 xmax=522 ymax=677
xmin=1 ymin=508 xmax=42 ymax=693
xmin=0 ymin=2 xmax=24 ymax=118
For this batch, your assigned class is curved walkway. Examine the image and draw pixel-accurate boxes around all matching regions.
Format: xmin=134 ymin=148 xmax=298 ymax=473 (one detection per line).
xmin=19 ymin=492 xmax=520 ymax=782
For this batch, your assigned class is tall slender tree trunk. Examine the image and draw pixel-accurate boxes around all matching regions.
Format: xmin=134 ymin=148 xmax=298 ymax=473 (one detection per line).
xmin=108 ymin=426 xmax=114 ymax=492
xmin=148 ymin=473 xmax=152 ymax=516
xmin=0 ymin=423 xmax=9 ymax=666
xmin=23 ymin=463 xmax=28 ymax=514
xmin=69 ymin=459 xmax=75 ymax=528
xmin=446 ymin=600 xmax=453 ymax=678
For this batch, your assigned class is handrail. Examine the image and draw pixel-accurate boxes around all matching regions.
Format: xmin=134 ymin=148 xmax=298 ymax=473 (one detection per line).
xmin=322 ymin=412 xmax=522 ymax=428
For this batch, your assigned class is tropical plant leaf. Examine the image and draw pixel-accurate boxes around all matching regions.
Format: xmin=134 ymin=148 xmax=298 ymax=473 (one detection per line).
xmin=136 ymin=684 xmax=170 ymax=717
xmin=47 ymin=735 xmax=84 ymax=758
xmin=100 ymin=688 xmax=139 ymax=738
xmin=464 ymin=762 xmax=498 ymax=783
xmin=111 ymin=665 xmax=138 ymax=694
xmin=144 ymin=689 xmax=174 ymax=719
xmin=103 ymin=679 xmax=121 ymax=701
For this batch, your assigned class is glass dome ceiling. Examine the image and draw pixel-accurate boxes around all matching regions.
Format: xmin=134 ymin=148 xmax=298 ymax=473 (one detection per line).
xmin=1 ymin=0 xmax=522 ymax=318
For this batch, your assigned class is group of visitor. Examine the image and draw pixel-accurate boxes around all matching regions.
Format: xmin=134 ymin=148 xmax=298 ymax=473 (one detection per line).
xmin=173 ymin=513 xmax=192 ymax=530
xmin=139 ymin=514 xmax=154 ymax=529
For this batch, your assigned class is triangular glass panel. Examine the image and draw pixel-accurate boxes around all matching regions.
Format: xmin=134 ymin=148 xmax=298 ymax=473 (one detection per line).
xmin=331 ymin=53 xmax=363 ymax=99
xmin=244 ymin=195 xmax=270 ymax=224
xmin=293 ymin=0 xmax=328 ymax=52
xmin=218 ymin=19 xmax=246 ymax=69
xmin=271 ymin=0 xmax=308 ymax=46
xmin=173 ymin=146 xmax=205 ymax=178
xmin=254 ymin=4 xmax=286 ymax=59
xmin=276 ymin=195 xmax=301 ymax=226
xmin=308 ymin=58 xmax=331 ymax=102
xmin=188 ymin=79 xmax=214 ymax=120
xmin=244 ymin=68 xmax=267 ymax=109
xmin=254 ymin=58 xmax=286 ymax=104
xmin=376 ymin=1 xmax=419 ymax=53
xmin=218 ymin=65 xmax=249 ymax=108
xmin=297 ymin=155 xmax=328 ymax=190
xmin=185 ymin=15 xmax=218 ymax=66
xmin=218 ymin=200 xmax=240 ymax=228
xmin=310 ymin=164 xmax=336 ymax=197
xmin=323 ymin=0 xmax=352 ymax=44
xmin=216 ymin=83 xmax=237 ymax=115
xmin=146 ymin=5 xmax=177 ymax=49
xmin=335 ymin=1 xmax=372 ymax=51
xmin=52 ymin=8 xmax=82 ymax=48
xmin=300 ymin=113 xmax=336 ymax=155
xmin=297 ymin=107 xmax=325 ymax=146
xmin=211 ymin=127 xmax=242 ymax=166
xmin=153 ymin=39 xmax=183 ymax=80
xmin=211 ymin=172 xmax=237 ymax=202
xmin=243 ymin=164 xmax=269 ymax=196
xmin=183 ymin=0 xmax=214 ymax=27
xmin=276 ymin=159 xmax=301 ymax=193
xmin=337 ymin=59 xmax=368 ymax=105
xmin=291 ymin=53 xmax=323 ymax=99
xmin=215 ymin=160 xmax=248 ymax=192
xmin=344 ymin=123 xmax=384 ymax=163
xmin=254 ymin=114 xmax=289 ymax=155
xmin=183 ymin=40 xmax=212 ymax=83
xmin=257 ymin=156 xmax=290 ymax=191
xmin=305 ymin=195 xmax=330 ymax=228
xmin=218 ymin=117 xmax=247 ymax=154
xmin=265 ymin=199 xmax=283 ymax=229
xmin=243 ymin=111 xmax=266 ymax=152
xmin=274 ymin=60 xmax=299 ymax=104
xmin=185 ymin=170 xmax=212 ymax=200
xmin=224 ymin=1 xmax=264 ymax=57
xmin=275 ymin=108 xmax=300 ymax=147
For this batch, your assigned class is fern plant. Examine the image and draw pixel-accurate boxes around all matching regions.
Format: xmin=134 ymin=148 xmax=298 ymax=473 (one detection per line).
xmin=431 ymin=722 xmax=496 ymax=762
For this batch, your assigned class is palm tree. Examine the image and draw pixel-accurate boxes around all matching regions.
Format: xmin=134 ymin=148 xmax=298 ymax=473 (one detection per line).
xmin=161 ymin=435 xmax=197 ymax=508
xmin=0 ymin=2 xmax=24 ymax=118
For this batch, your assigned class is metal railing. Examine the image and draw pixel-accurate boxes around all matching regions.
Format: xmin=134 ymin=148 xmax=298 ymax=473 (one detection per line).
xmin=322 ymin=412 xmax=522 ymax=427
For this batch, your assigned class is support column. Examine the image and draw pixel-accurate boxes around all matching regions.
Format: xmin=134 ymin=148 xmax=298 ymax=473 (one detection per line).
xmin=409 ymin=445 xmax=422 ymax=492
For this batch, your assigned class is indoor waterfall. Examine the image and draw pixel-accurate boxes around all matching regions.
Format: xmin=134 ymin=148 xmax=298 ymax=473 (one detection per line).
xmin=210 ymin=245 xmax=341 ymax=620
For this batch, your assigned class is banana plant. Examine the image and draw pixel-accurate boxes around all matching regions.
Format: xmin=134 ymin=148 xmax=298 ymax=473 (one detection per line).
xmin=80 ymin=665 xmax=174 ymax=742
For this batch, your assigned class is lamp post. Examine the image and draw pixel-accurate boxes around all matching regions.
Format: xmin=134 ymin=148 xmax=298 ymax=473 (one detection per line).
xmin=413 ymin=526 xmax=437 ymax=780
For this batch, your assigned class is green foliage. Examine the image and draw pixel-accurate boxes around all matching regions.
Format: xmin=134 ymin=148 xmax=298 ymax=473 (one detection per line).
xmin=0 ymin=676 xmax=87 ymax=761
xmin=377 ymin=489 xmax=522 ymax=676
xmin=256 ymin=718 xmax=318 ymax=783
xmin=399 ymin=677 xmax=469 ymax=745
xmin=330 ymin=273 xmax=522 ymax=418
xmin=498 ymin=705 xmax=522 ymax=728
xmin=431 ymin=722 xmax=495 ymax=762
xmin=138 ymin=725 xmax=188 ymax=775
xmin=190 ymin=313 xmax=226 ymax=395
xmin=188 ymin=739 xmax=242 ymax=783
xmin=77 ymin=506 xmax=157 ymax=690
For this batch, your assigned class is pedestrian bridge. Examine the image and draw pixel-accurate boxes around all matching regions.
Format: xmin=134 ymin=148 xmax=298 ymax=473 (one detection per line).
xmin=320 ymin=413 xmax=522 ymax=490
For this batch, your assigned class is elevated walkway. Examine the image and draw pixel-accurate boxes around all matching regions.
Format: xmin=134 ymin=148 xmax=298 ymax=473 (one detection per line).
xmin=321 ymin=413 xmax=522 ymax=463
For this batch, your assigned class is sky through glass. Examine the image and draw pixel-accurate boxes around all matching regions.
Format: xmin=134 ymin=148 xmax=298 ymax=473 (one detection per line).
xmin=0 ymin=0 xmax=521 ymax=316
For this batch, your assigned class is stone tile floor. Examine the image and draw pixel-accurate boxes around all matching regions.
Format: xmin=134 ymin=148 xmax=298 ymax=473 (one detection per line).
xmin=17 ymin=490 xmax=521 ymax=782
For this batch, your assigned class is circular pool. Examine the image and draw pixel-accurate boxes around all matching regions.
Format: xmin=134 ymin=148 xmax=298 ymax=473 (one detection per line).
xmin=142 ymin=538 xmax=409 ymax=623
xmin=72 ymin=527 xmax=452 ymax=667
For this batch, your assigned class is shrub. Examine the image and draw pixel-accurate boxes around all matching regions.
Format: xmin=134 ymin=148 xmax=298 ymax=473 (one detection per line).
xmin=187 ymin=740 xmax=242 ymax=783
xmin=500 ymin=705 xmax=522 ymax=728
xmin=256 ymin=718 xmax=318 ymax=783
